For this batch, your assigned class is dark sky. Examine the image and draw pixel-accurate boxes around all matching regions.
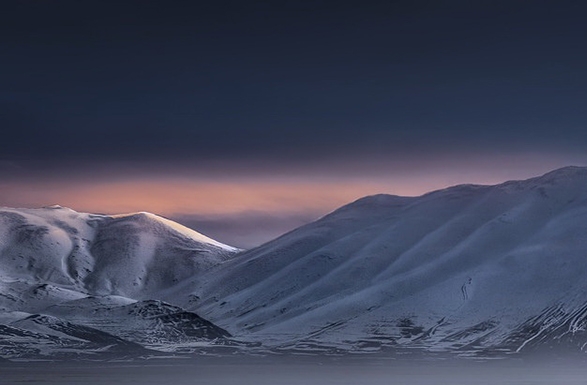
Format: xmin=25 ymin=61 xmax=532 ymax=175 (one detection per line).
xmin=2 ymin=1 xmax=587 ymax=247
xmin=3 ymin=0 xmax=587 ymax=166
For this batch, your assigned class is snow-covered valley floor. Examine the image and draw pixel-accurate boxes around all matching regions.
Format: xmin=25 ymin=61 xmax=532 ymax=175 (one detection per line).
xmin=2 ymin=357 xmax=587 ymax=385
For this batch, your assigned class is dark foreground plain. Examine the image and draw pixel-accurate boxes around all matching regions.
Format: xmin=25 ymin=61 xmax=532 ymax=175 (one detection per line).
xmin=2 ymin=356 xmax=587 ymax=385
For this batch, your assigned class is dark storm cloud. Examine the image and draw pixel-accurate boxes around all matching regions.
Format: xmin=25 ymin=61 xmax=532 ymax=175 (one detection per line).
xmin=2 ymin=0 xmax=587 ymax=167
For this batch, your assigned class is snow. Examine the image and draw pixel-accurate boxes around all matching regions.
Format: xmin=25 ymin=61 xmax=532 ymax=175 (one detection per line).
xmin=0 ymin=206 xmax=241 ymax=358
xmin=0 ymin=206 xmax=239 ymax=299
xmin=4 ymin=166 xmax=587 ymax=358
xmin=111 ymin=212 xmax=239 ymax=252
xmin=168 ymin=166 xmax=587 ymax=355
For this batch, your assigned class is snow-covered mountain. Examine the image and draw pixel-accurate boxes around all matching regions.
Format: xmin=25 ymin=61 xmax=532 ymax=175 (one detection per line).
xmin=0 ymin=206 xmax=237 ymax=301
xmin=3 ymin=166 xmax=587 ymax=360
xmin=171 ymin=166 xmax=587 ymax=357
xmin=0 ymin=207 xmax=238 ymax=359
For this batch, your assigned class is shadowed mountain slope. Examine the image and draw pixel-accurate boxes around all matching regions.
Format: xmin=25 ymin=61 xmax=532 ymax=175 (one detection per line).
xmin=173 ymin=167 xmax=587 ymax=356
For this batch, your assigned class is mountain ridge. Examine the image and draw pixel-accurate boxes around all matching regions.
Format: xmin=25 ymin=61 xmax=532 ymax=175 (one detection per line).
xmin=0 ymin=206 xmax=239 ymax=359
xmin=165 ymin=166 xmax=587 ymax=357
xmin=3 ymin=166 xmax=587 ymax=359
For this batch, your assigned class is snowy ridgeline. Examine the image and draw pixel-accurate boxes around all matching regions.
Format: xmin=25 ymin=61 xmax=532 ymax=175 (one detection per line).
xmin=0 ymin=208 xmax=238 ymax=359
xmin=3 ymin=166 xmax=587 ymax=360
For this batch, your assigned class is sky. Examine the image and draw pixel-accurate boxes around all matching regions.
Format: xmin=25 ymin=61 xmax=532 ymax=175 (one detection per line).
xmin=2 ymin=1 xmax=587 ymax=247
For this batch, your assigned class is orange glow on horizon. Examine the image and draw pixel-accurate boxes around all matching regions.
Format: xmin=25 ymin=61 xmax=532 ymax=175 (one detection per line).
xmin=0 ymin=175 xmax=540 ymax=218
xmin=1 ymin=155 xmax=583 ymax=218
xmin=0 ymin=178 xmax=402 ymax=216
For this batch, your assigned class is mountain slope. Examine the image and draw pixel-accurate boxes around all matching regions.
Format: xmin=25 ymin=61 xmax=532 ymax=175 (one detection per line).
xmin=0 ymin=207 xmax=239 ymax=359
xmin=0 ymin=206 xmax=238 ymax=302
xmin=175 ymin=166 xmax=587 ymax=356
xmin=4 ymin=167 xmax=587 ymax=359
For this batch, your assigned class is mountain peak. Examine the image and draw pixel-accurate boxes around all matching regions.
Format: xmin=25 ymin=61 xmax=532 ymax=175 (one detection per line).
xmin=42 ymin=204 xmax=76 ymax=211
xmin=536 ymin=165 xmax=587 ymax=181
xmin=111 ymin=211 xmax=239 ymax=252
